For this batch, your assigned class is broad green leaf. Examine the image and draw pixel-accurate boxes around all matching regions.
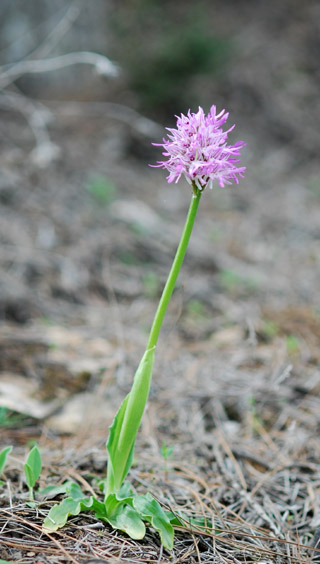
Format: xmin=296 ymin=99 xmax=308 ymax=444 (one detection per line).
xmin=38 ymin=480 xmax=76 ymax=497
xmin=43 ymin=496 xmax=96 ymax=531
xmin=0 ymin=446 xmax=12 ymax=474
xmin=65 ymin=481 xmax=84 ymax=501
xmin=0 ymin=559 xmax=14 ymax=563
xmin=25 ymin=446 xmax=42 ymax=486
xmin=88 ymin=497 xmax=107 ymax=519
xmin=92 ymin=500 xmax=109 ymax=521
xmin=104 ymin=486 xmax=146 ymax=540
xmin=117 ymin=481 xmax=134 ymax=500
xmin=133 ymin=493 xmax=174 ymax=550
xmin=43 ymin=490 xmax=107 ymax=532
xmin=105 ymin=482 xmax=135 ymax=516
xmin=106 ymin=347 xmax=155 ymax=495
xmin=39 ymin=480 xmax=85 ymax=501
xmin=107 ymin=503 xmax=145 ymax=540
xmin=105 ymin=491 xmax=134 ymax=516
xmin=105 ymin=492 xmax=120 ymax=515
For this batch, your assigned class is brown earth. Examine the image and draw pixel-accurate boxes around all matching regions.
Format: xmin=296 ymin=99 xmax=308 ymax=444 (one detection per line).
xmin=1 ymin=2 xmax=320 ymax=563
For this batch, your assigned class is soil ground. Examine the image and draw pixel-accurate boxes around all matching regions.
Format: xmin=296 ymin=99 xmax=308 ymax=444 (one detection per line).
xmin=1 ymin=2 xmax=320 ymax=563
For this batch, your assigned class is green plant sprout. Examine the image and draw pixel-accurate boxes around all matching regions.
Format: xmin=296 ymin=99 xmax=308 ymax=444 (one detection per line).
xmin=43 ymin=105 xmax=245 ymax=549
xmin=262 ymin=319 xmax=279 ymax=339
xmin=0 ymin=446 xmax=12 ymax=484
xmin=160 ymin=442 xmax=174 ymax=461
xmin=87 ymin=174 xmax=116 ymax=205
xmin=286 ymin=334 xmax=300 ymax=354
xmin=143 ymin=271 xmax=160 ymax=299
xmin=161 ymin=442 xmax=174 ymax=481
xmin=24 ymin=445 xmax=42 ymax=501
xmin=219 ymin=268 xmax=258 ymax=294
xmin=0 ymin=407 xmax=27 ymax=427
xmin=248 ymin=396 xmax=264 ymax=433
xmin=186 ymin=298 xmax=208 ymax=319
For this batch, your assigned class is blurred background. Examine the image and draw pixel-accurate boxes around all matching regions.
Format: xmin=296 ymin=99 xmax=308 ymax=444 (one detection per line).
xmin=0 ymin=0 xmax=320 ymax=435
xmin=1 ymin=0 xmax=320 ymax=151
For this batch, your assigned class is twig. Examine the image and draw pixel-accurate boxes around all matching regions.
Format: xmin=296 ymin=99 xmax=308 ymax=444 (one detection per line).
xmin=0 ymin=51 xmax=118 ymax=89
xmin=47 ymin=99 xmax=163 ymax=137
xmin=28 ymin=1 xmax=81 ymax=60
xmin=0 ymin=89 xmax=59 ymax=166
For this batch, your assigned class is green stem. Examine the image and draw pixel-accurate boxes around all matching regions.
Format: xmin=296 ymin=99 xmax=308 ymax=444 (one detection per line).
xmin=105 ymin=184 xmax=202 ymax=496
xmin=147 ymin=184 xmax=202 ymax=350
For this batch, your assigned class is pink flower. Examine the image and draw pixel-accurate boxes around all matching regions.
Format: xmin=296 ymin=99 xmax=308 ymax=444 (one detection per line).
xmin=152 ymin=105 xmax=246 ymax=190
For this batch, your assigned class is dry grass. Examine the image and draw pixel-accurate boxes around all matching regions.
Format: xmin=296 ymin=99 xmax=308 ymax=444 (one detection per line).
xmin=1 ymin=12 xmax=320 ymax=558
xmin=1 ymin=391 xmax=320 ymax=564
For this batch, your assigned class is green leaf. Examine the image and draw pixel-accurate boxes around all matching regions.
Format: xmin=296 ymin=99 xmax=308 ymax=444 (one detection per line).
xmin=38 ymin=480 xmax=76 ymax=498
xmin=105 ymin=492 xmax=130 ymax=515
xmin=107 ymin=503 xmax=145 ymax=540
xmin=104 ymin=492 xmax=120 ymax=515
xmin=86 ymin=497 xmax=107 ymax=520
xmin=117 ymin=481 xmax=134 ymax=499
xmin=166 ymin=511 xmax=185 ymax=527
xmin=43 ymin=480 xmax=107 ymax=532
xmin=105 ymin=393 xmax=132 ymax=496
xmin=92 ymin=501 xmax=109 ymax=521
xmin=160 ymin=442 xmax=174 ymax=460
xmin=65 ymin=481 xmax=85 ymax=501
xmin=167 ymin=511 xmax=213 ymax=531
xmin=103 ymin=486 xmax=146 ymax=541
xmin=106 ymin=347 xmax=155 ymax=496
xmin=0 ymin=446 xmax=12 ymax=474
xmin=87 ymin=175 xmax=116 ymax=205
xmin=133 ymin=493 xmax=174 ymax=550
xmin=24 ymin=463 xmax=35 ymax=489
xmin=104 ymin=482 xmax=134 ymax=515
xmin=39 ymin=480 xmax=87 ymax=501
xmin=43 ymin=496 xmax=97 ymax=531
xmin=0 ymin=559 xmax=14 ymax=564
xmin=25 ymin=445 xmax=42 ymax=487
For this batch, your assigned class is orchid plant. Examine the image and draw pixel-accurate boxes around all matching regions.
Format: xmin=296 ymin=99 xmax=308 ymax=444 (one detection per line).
xmin=43 ymin=105 xmax=245 ymax=549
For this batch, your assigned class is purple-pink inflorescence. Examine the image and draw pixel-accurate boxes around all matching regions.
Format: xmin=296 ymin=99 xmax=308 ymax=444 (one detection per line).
xmin=152 ymin=105 xmax=246 ymax=190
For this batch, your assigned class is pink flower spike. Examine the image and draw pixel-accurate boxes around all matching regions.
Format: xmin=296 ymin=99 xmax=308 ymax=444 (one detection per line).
xmin=151 ymin=105 xmax=246 ymax=191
